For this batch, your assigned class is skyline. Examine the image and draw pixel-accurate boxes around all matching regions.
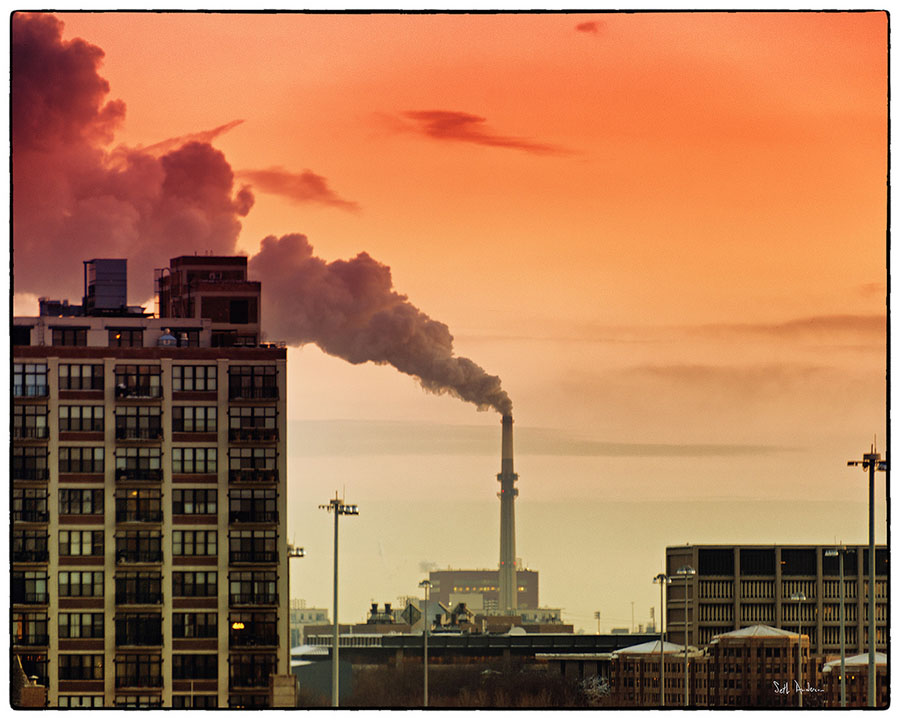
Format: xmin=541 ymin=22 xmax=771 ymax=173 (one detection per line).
xmin=10 ymin=11 xmax=888 ymax=632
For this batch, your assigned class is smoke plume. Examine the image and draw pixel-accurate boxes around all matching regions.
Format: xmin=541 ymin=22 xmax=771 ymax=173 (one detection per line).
xmin=12 ymin=12 xmax=512 ymax=415
xmin=251 ymin=234 xmax=512 ymax=414
xmin=12 ymin=12 xmax=249 ymax=301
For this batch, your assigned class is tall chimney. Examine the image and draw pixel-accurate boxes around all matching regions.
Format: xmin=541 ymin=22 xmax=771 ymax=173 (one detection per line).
xmin=497 ymin=413 xmax=518 ymax=614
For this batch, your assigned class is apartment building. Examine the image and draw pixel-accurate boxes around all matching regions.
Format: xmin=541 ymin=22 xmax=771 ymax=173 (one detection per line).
xmin=665 ymin=545 xmax=888 ymax=657
xmin=12 ymin=257 xmax=289 ymax=709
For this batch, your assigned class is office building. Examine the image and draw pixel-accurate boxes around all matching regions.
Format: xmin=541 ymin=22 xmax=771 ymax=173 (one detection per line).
xmin=665 ymin=545 xmax=888 ymax=656
xmin=12 ymin=256 xmax=289 ymax=708
xmin=428 ymin=568 xmax=539 ymax=612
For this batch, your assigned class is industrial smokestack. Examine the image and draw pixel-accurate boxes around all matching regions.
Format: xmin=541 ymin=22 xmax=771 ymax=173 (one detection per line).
xmin=498 ymin=413 xmax=518 ymax=614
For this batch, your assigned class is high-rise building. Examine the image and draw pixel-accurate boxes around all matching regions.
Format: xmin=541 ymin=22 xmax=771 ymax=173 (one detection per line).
xmin=665 ymin=545 xmax=888 ymax=656
xmin=12 ymin=257 xmax=289 ymax=709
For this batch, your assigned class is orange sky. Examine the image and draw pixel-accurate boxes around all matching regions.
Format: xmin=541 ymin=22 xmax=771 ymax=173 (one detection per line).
xmin=12 ymin=11 xmax=888 ymax=631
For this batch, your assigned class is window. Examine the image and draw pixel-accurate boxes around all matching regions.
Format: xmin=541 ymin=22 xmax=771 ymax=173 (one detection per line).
xmin=229 ymin=488 xmax=277 ymax=523
xmin=115 ymin=654 xmax=162 ymax=688
xmin=172 ymin=695 xmax=217 ymax=709
xmin=12 ymin=571 xmax=48 ymax=604
xmin=229 ymin=571 xmax=277 ymax=605
xmin=115 ymin=489 xmax=162 ymax=523
xmin=229 ymin=530 xmax=277 ymax=563
xmin=172 ymin=612 xmax=218 ymax=639
xmin=13 ymin=612 xmax=48 ymax=646
xmin=59 ymin=363 xmax=103 ymax=390
xmin=59 ymin=571 xmax=104 ymax=597
xmin=59 ymin=488 xmax=104 ymax=515
xmin=174 ymin=329 xmax=202 ymax=348
xmin=115 ymin=613 xmax=163 ymax=646
xmin=13 ymin=530 xmax=49 ymax=562
xmin=115 ymin=406 xmax=162 ymax=439
xmin=59 ymin=654 xmax=104 ymax=680
xmin=59 ymin=530 xmax=104 ymax=557
xmin=59 ymin=613 xmax=104 ymax=639
xmin=108 ymin=328 xmax=144 ymax=347
xmin=116 ymin=532 xmax=163 ymax=563
xmin=229 ymin=654 xmax=276 ymax=689
xmin=229 ymin=447 xmax=276 ymax=473
xmin=229 ymin=611 xmax=278 ymax=647
xmin=13 ymin=488 xmax=49 ymax=522
xmin=59 ymin=446 xmax=104 ymax=474
xmin=13 ymin=363 xmax=48 ymax=396
xmin=173 ymin=489 xmax=217 ymax=515
xmin=17 ymin=653 xmax=49 ymax=688
xmin=115 ymin=695 xmax=162 ymax=708
xmin=173 ymin=571 xmax=217 ymax=598
xmin=114 ymin=364 xmax=161 ymax=398
xmin=58 ymin=696 xmax=104 ymax=708
xmin=13 ymin=324 xmax=32 ymax=345
xmin=13 ymin=404 xmax=48 ymax=439
xmin=173 ymin=447 xmax=217 ymax=474
xmin=229 ymin=365 xmax=277 ymax=399
xmin=173 ymin=405 xmax=217 ymax=432
xmin=115 ymin=572 xmax=162 ymax=605
xmin=52 ymin=327 xmax=88 ymax=346
xmin=173 ymin=365 xmax=217 ymax=392
xmin=13 ymin=446 xmax=49 ymax=480
xmin=174 ymin=530 xmax=217 ymax=557
xmin=116 ymin=447 xmax=162 ymax=481
xmin=59 ymin=404 xmax=104 ymax=432
xmin=229 ymin=406 xmax=277 ymax=440
xmin=173 ymin=654 xmax=218 ymax=679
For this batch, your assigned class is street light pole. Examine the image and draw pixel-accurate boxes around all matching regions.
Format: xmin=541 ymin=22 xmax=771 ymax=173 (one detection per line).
xmin=790 ymin=592 xmax=806 ymax=708
xmin=675 ymin=566 xmax=695 ymax=708
xmin=653 ymin=573 xmax=668 ymax=707
xmin=848 ymin=445 xmax=887 ymax=708
xmin=286 ymin=544 xmax=306 ymax=692
xmin=419 ymin=579 xmax=432 ymax=707
xmin=319 ymin=493 xmax=359 ymax=708
xmin=826 ymin=547 xmax=846 ymax=708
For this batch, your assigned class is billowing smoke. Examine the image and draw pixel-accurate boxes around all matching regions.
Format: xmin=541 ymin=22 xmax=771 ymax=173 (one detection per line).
xmin=12 ymin=12 xmax=512 ymax=415
xmin=12 ymin=13 xmax=250 ymax=301
xmin=251 ymin=234 xmax=512 ymax=414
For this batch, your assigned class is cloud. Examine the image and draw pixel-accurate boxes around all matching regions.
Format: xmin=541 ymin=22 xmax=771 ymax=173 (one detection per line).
xmin=694 ymin=314 xmax=886 ymax=339
xmin=575 ymin=21 xmax=605 ymax=35
xmin=138 ymin=119 xmax=245 ymax=157
xmin=402 ymin=110 xmax=571 ymax=155
xmin=12 ymin=12 xmax=251 ymax=302
xmin=238 ymin=167 xmax=360 ymax=211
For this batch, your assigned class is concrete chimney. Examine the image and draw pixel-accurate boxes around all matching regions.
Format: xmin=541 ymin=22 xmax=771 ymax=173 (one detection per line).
xmin=497 ymin=413 xmax=518 ymax=614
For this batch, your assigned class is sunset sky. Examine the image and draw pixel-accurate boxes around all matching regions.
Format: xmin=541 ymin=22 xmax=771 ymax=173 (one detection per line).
xmin=10 ymin=11 xmax=888 ymax=632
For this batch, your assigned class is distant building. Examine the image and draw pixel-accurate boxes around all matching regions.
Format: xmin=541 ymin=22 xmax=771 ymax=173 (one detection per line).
xmin=429 ymin=568 xmax=539 ymax=612
xmin=821 ymin=651 xmax=888 ymax=707
xmin=289 ymin=601 xmax=330 ymax=647
xmin=665 ymin=545 xmax=888 ymax=656
xmin=607 ymin=640 xmax=700 ymax=707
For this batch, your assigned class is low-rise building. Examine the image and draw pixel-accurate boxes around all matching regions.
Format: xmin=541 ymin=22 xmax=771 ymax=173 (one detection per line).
xmin=821 ymin=652 xmax=888 ymax=707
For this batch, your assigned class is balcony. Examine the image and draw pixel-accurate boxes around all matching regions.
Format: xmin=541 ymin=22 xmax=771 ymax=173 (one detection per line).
xmin=13 ymin=634 xmax=50 ymax=647
xmin=229 ymin=470 xmax=278 ymax=484
xmin=229 ymin=386 xmax=278 ymax=401
xmin=117 ymin=469 xmax=163 ymax=483
xmin=14 ymin=468 xmax=50 ymax=482
xmin=13 ymin=510 xmax=50 ymax=523
xmin=115 ymin=384 xmax=162 ymax=399
xmin=115 ymin=675 xmax=164 ymax=689
xmin=13 ymin=384 xmax=49 ymax=398
xmin=116 ymin=427 xmax=163 ymax=441
xmin=229 ymin=510 xmax=278 ymax=524
xmin=229 ymin=593 xmax=278 ymax=606
xmin=229 ymin=551 xmax=278 ymax=565
xmin=229 ymin=428 xmax=279 ymax=443
xmin=116 ymin=510 xmax=163 ymax=523
xmin=229 ymin=670 xmax=276 ymax=690
xmin=115 ymin=592 xmax=163 ymax=605
xmin=115 ymin=628 xmax=163 ymax=647
xmin=116 ymin=550 xmax=163 ymax=564
xmin=13 ymin=426 xmax=49 ymax=440
xmin=13 ymin=549 xmax=50 ymax=563
xmin=230 ymin=632 xmax=279 ymax=648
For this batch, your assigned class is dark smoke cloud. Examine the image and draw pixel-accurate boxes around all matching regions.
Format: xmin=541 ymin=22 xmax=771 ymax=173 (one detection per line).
xmin=403 ymin=110 xmax=570 ymax=155
xmin=575 ymin=21 xmax=605 ymax=35
xmin=238 ymin=167 xmax=360 ymax=211
xmin=12 ymin=12 xmax=250 ymax=301
xmin=250 ymin=234 xmax=512 ymax=414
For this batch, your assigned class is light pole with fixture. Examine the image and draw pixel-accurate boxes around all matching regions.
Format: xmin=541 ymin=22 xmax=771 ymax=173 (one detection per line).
xmin=675 ymin=565 xmax=695 ymax=708
xmin=419 ymin=579 xmax=432 ymax=707
xmin=848 ymin=443 xmax=886 ymax=707
xmin=825 ymin=547 xmax=846 ymax=708
xmin=319 ymin=493 xmax=359 ymax=707
xmin=653 ymin=573 xmax=669 ymax=707
xmin=286 ymin=544 xmax=305 ymax=658
xmin=790 ymin=591 xmax=807 ymax=707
